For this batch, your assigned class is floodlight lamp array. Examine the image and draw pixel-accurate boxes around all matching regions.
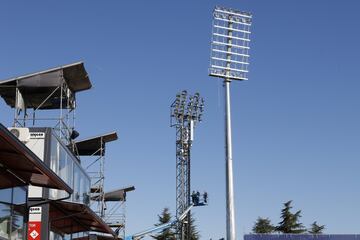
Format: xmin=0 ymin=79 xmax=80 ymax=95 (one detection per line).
xmin=171 ymin=91 xmax=204 ymax=125
xmin=209 ymin=6 xmax=252 ymax=81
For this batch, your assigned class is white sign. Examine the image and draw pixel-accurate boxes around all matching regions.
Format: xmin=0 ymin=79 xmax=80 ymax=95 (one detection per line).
xmin=30 ymin=132 xmax=45 ymax=139
xmin=29 ymin=206 xmax=42 ymax=222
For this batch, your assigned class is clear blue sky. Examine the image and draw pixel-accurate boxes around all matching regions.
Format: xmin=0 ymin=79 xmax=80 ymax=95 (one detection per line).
xmin=1 ymin=1 xmax=360 ymax=239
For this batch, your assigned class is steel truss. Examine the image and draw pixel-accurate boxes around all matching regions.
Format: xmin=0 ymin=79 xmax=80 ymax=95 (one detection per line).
xmin=170 ymin=90 xmax=204 ymax=240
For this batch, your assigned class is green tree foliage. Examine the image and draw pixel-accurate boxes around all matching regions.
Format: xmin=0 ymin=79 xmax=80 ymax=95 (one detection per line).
xmin=188 ymin=213 xmax=200 ymax=240
xmin=308 ymin=221 xmax=325 ymax=234
xmin=252 ymin=217 xmax=275 ymax=233
xmin=151 ymin=208 xmax=176 ymax=240
xmin=276 ymin=201 xmax=306 ymax=234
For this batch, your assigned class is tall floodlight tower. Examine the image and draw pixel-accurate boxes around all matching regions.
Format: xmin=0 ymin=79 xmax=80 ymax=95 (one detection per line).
xmin=209 ymin=6 xmax=252 ymax=240
xmin=170 ymin=91 xmax=204 ymax=240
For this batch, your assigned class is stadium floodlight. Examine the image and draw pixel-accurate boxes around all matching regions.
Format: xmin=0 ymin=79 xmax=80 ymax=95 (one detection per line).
xmin=209 ymin=5 xmax=252 ymax=240
xmin=210 ymin=6 xmax=252 ymax=81
xmin=170 ymin=91 xmax=204 ymax=240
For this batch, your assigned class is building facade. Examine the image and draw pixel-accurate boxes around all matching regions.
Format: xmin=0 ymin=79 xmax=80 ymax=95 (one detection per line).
xmin=0 ymin=62 xmax=119 ymax=240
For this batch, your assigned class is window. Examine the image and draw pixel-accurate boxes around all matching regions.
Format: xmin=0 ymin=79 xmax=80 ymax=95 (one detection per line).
xmin=0 ymin=187 xmax=26 ymax=240
xmin=73 ymin=165 xmax=81 ymax=202
xmin=12 ymin=188 xmax=26 ymax=206
xmin=10 ymin=209 xmax=23 ymax=240
xmin=0 ymin=203 xmax=10 ymax=239
xmin=0 ymin=189 xmax=11 ymax=205
xmin=49 ymin=132 xmax=90 ymax=204
xmin=72 ymin=164 xmax=90 ymax=205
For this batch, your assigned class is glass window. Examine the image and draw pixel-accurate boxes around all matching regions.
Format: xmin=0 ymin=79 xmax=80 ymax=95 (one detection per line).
xmin=83 ymin=174 xmax=91 ymax=205
xmin=50 ymin=231 xmax=63 ymax=240
xmin=0 ymin=203 xmax=10 ymax=239
xmin=50 ymin=132 xmax=91 ymax=204
xmin=10 ymin=208 xmax=24 ymax=240
xmin=73 ymin=165 xmax=81 ymax=203
xmin=12 ymin=188 xmax=26 ymax=206
xmin=82 ymin=176 xmax=90 ymax=205
xmin=50 ymin=139 xmax=73 ymax=200
xmin=0 ymin=189 xmax=11 ymax=205
xmin=0 ymin=188 xmax=26 ymax=240
xmin=58 ymin=145 xmax=73 ymax=187
xmin=71 ymin=163 xmax=90 ymax=204
xmin=50 ymin=135 xmax=59 ymax=174
xmin=50 ymin=134 xmax=74 ymax=188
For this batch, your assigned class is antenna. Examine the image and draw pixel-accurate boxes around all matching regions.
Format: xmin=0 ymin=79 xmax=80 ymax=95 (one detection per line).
xmin=209 ymin=6 xmax=252 ymax=240
xmin=170 ymin=91 xmax=204 ymax=240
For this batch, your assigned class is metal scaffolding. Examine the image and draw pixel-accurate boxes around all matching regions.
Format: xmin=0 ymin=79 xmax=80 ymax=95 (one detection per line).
xmin=73 ymin=133 xmax=135 ymax=239
xmin=102 ymin=186 xmax=135 ymax=239
xmin=0 ymin=62 xmax=91 ymax=145
xmin=170 ymin=90 xmax=204 ymax=240
xmin=73 ymin=132 xmax=118 ymax=218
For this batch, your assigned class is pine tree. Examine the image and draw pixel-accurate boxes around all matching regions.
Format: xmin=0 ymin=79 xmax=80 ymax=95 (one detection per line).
xmin=276 ymin=201 xmax=306 ymax=234
xmin=308 ymin=221 xmax=325 ymax=234
xmin=188 ymin=213 xmax=200 ymax=240
xmin=151 ymin=208 xmax=176 ymax=240
xmin=252 ymin=217 xmax=275 ymax=233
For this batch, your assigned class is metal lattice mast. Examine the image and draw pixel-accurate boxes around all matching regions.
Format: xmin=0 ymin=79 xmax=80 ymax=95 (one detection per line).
xmin=170 ymin=91 xmax=204 ymax=240
xmin=209 ymin=6 xmax=252 ymax=240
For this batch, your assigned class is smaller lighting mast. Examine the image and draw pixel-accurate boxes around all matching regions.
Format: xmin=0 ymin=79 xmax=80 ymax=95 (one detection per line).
xmin=209 ymin=6 xmax=252 ymax=240
xmin=170 ymin=90 xmax=204 ymax=240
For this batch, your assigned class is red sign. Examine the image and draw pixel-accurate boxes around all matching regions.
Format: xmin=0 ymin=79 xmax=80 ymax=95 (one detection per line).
xmin=28 ymin=221 xmax=41 ymax=240
xmin=28 ymin=207 xmax=42 ymax=240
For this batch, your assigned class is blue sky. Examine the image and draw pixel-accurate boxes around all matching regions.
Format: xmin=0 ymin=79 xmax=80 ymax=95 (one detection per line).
xmin=1 ymin=1 xmax=360 ymax=239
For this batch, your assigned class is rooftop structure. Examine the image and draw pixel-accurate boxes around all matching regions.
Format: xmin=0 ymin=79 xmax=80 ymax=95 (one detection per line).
xmin=74 ymin=132 xmax=118 ymax=156
xmin=0 ymin=61 xmax=91 ymax=144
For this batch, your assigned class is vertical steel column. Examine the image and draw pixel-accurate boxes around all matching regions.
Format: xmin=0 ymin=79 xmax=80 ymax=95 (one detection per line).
xmin=186 ymin=126 xmax=191 ymax=240
xmin=13 ymin=86 xmax=19 ymax=127
xmin=59 ymin=82 xmax=63 ymax=141
xmin=225 ymin=20 xmax=236 ymax=240
xmin=100 ymin=137 xmax=105 ymax=218
xmin=224 ymin=80 xmax=236 ymax=240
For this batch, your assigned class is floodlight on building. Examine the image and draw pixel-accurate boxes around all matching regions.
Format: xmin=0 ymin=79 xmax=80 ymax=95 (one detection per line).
xmin=209 ymin=5 xmax=252 ymax=240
